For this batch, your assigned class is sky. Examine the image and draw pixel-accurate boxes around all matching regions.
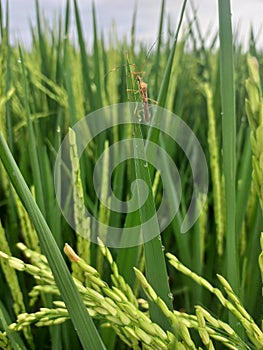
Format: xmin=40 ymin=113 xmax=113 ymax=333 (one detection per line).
xmin=1 ymin=0 xmax=263 ymax=48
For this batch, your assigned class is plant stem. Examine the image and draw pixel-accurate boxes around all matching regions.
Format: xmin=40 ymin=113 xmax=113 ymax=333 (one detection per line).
xmin=218 ymin=0 xmax=240 ymax=330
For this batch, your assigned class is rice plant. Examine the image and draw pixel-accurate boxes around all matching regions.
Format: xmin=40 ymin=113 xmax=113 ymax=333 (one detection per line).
xmin=0 ymin=0 xmax=262 ymax=349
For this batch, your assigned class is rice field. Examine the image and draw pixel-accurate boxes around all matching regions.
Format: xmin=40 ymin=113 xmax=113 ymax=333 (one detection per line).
xmin=0 ymin=0 xmax=262 ymax=349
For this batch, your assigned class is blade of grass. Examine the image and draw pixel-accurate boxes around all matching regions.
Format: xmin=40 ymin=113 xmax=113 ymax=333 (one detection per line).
xmin=146 ymin=0 xmax=188 ymax=173
xmin=118 ymin=55 xmax=173 ymax=330
xmin=0 ymin=132 xmax=106 ymax=350
xmin=18 ymin=46 xmax=46 ymax=217
xmin=126 ymin=0 xmax=188 ymax=327
xmin=92 ymin=1 xmax=103 ymax=108
xmin=73 ymin=0 xmax=94 ymax=111
xmin=146 ymin=0 xmax=192 ymax=270
xmin=0 ymin=0 xmax=19 ymax=240
xmin=35 ymin=0 xmax=49 ymax=80
xmin=63 ymin=37 xmax=78 ymax=126
xmin=4 ymin=1 xmax=13 ymax=153
xmin=153 ymin=0 xmax=165 ymax=93
xmin=130 ymin=1 xmax=137 ymax=53
xmin=155 ymin=0 xmax=188 ymax=109
xmin=218 ymin=0 xmax=240 ymax=331
xmin=132 ymin=122 xmax=173 ymax=330
xmin=116 ymin=56 xmax=142 ymax=285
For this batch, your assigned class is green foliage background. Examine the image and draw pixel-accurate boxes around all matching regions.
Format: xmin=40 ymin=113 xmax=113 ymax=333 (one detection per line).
xmin=0 ymin=0 xmax=262 ymax=349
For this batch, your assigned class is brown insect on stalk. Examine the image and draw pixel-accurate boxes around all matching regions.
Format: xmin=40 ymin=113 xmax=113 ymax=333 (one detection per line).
xmin=105 ymin=37 xmax=160 ymax=125
xmin=127 ymin=71 xmax=158 ymax=124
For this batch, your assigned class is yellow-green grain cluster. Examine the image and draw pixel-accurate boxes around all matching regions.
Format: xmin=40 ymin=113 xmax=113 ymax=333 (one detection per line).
xmin=1 ymin=243 xmax=171 ymax=349
xmin=203 ymin=82 xmax=225 ymax=255
xmin=0 ymin=225 xmax=34 ymax=348
xmin=1 ymin=241 xmax=262 ymax=349
xmin=167 ymin=253 xmax=263 ymax=349
xmin=0 ymin=331 xmax=12 ymax=350
xmin=245 ymin=55 xmax=263 ymax=211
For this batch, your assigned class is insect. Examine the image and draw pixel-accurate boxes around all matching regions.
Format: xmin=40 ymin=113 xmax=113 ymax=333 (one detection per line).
xmin=105 ymin=38 xmax=160 ymax=126
xmin=125 ymin=41 xmax=159 ymax=125
xmin=127 ymin=69 xmax=158 ymax=124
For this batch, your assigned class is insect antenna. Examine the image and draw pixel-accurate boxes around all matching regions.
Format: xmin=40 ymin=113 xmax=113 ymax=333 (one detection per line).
xmin=138 ymin=34 xmax=163 ymax=77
